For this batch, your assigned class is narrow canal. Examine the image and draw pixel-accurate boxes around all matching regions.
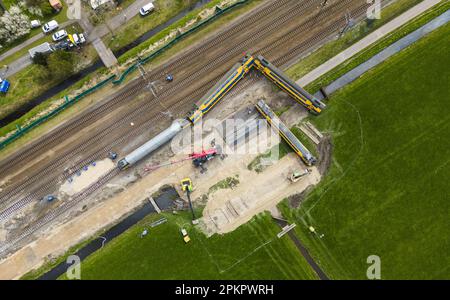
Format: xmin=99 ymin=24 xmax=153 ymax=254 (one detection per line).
xmin=38 ymin=186 xmax=180 ymax=280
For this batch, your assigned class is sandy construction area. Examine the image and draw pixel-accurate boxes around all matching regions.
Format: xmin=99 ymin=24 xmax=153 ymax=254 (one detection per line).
xmin=0 ymin=79 xmax=322 ymax=279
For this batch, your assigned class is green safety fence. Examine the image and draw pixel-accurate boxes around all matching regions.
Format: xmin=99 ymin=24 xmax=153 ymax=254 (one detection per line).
xmin=0 ymin=74 xmax=116 ymax=149
xmin=0 ymin=0 xmax=249 ymax=149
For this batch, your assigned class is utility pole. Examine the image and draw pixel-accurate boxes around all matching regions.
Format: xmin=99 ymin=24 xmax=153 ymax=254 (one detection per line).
xmin=339 ymin=10 xmax=354 ymax=37
xmin=136 ymin=58 xmax=173 ymax=119
xmin=186 ymin=189 xmax=196 ymax=220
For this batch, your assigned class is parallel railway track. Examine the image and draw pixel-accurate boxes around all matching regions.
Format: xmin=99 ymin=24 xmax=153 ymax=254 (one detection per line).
xmin=0 ymin=0 xmax=321 ymax=210
xmin=0 ymin=0 xmax=376 ymax=255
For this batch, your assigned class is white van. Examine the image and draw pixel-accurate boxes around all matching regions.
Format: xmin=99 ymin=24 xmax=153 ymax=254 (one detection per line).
xmin=52 ymin=29 xmax=68 ymax=41
xmin=42 ymin=20 xmax=59 ymax=33
xmin=140 ymin=3 xmax=155 ymax=16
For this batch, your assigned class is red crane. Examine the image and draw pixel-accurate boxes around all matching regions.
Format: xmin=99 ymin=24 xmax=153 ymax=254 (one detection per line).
xmin=143 ymin=148 xmax=218 ymax=173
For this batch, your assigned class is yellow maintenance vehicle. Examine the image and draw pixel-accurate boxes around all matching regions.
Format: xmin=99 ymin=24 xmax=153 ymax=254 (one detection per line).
xmin=181 ymin=178 xmax=196 ymax=220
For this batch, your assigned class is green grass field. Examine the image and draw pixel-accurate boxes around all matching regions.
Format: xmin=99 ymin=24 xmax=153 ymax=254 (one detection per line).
xmin=61 ymin=212 xmax=318 ymax=280
xmin=301 ymin=1 xmax=450 ymax=94
xmin=285 ymin=0 xmax=423 ymax=82
xmin=280 ymin=23 xmax=450 ymax=279
xmin=104 ymin=0 xmax=201 ymax=53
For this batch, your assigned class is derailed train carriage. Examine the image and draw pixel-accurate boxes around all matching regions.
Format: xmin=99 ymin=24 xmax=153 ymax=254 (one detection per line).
xmin=255 ymin=99 xmax=317 ymax=166
xmin=253 ymin=55 xmax=326 ymax=114
xmin=188 ymin=54 xmax=255 ymax=123
xmin=118 ymin=54 xmax=323 ymax=170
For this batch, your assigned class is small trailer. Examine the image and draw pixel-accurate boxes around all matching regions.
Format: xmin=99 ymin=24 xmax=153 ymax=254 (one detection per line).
xmin=29 ymin=42 xmax=54 ymax=58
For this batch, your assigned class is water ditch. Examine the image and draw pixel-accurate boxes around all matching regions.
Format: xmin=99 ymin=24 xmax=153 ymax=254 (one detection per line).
xmin=38 ymin=185 xmax=181 ymax=280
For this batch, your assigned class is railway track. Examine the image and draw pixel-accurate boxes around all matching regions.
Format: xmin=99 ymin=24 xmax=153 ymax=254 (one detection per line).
xmin=0 ymin=0 xmax=376 ymax=255
xmin=0 ymin=0 xmax=320 ymax=211
xmin=0 ymin=0 xmax=297 ymax=176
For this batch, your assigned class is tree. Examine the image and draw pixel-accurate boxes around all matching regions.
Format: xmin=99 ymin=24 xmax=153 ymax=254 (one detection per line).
xmin=46 ymin=50 xmax=77 ymax=80
xmin=39 ymin=1 xmax=54 ymax=17
xmin=32 ymin=52 xmax=49 ymax=66
xmin=25 ymin=0 xmax=44 ymax=6
xmin=0 ymin=6 xmax=30 ymax=44
xmin=34 ymin=64 xmax=51 ymax=82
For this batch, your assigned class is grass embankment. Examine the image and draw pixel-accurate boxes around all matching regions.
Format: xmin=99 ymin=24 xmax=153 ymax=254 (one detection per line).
xmin=116 ymin=0 xmax=263 ymax=64
xmin=286 ymin=0 xmax=424 ymax=81
xmin=279 ymin=24 xmax=450 ymax=279
xmin=304 ymin=0 xmax=450 ymax=93
xmin=59 ymin=212 xmax=318 ymax=280
xmin=105 ymin=0 xmax=201 ymax=53
xmin=20 ymin=235 xmax=98 ymax=280
xmin=0 ymin=0 xmax=262 ymax=156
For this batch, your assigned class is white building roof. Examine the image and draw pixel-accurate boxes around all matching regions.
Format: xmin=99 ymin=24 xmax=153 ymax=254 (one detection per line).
xmin=90 ymin=0 xmax=113 ymax=10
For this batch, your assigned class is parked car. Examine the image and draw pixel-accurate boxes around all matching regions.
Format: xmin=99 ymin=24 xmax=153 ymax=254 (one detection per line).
xmin=71 ymin=33 xmax=86 ymax=45
xmin=52 ymin=29 xmax=68 ymax=42
xmin=30 ymin=20 xmax=41 ymax=29
xmin=54 ymin=39 xmax=73 ymax=50
xmin=0 ymin=78 xmax=10 ymax=94
xmin=140 ymin=3 xmax=155 ymax=16
xmin=42 ymin=20 xmax=59 ymax=33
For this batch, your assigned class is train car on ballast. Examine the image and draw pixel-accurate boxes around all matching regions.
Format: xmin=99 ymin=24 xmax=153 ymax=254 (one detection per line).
xmin=117 ymin=120 xmax=184 ymax=170
xmin=255 ymin=99 xmax=317 ymax=166
xmin=254 ymin=55 xmax=326 ymax=114
xmin=188 ymin=54 xmax=255 ymax=123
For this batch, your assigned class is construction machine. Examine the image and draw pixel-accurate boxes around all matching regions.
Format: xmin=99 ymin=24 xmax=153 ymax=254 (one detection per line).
xmin=289 ymin=169 xmax=311 ymax=182
xmin=181 ymin=177 xmax=196 ymax=220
